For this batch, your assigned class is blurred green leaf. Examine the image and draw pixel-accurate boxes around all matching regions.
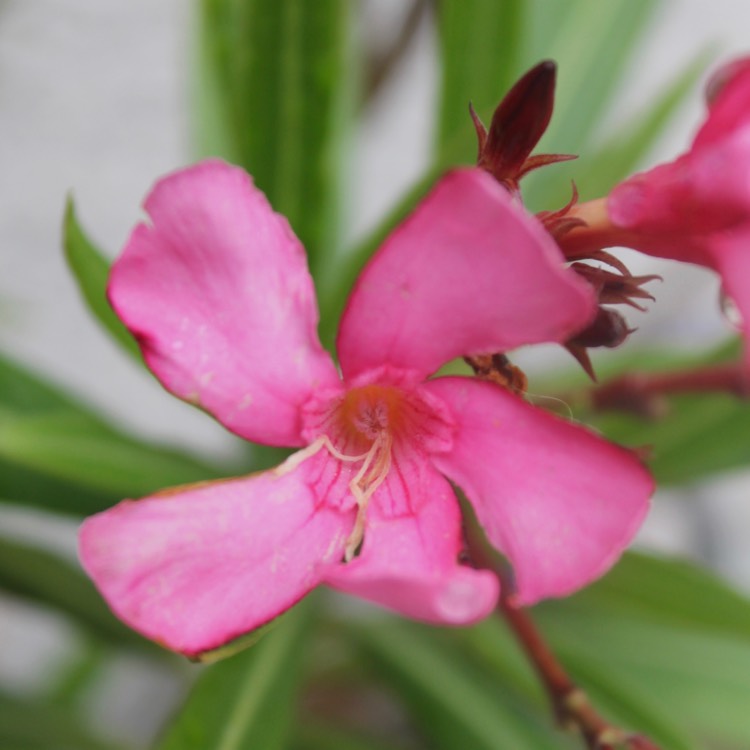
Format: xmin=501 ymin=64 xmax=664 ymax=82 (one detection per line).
xmin=0 ymin=351 xmax=229 ymax=514
xmin=156 ymin=600 xmax=311 ymax=750
xmin=63 ymin=198 xmax=140 ymax=361
xmin=543 ymin=339 xmax=750 ymax=485
xmin=538 ymin=608 xmax=750 ymax=747
xmin=436 ymin=0 xmax=523 ymax=165
xmin=0 ymin=408 xmax=226 ymax=501
xmin=196 ymin=0 xmax=353 ymax=281
xmin=293 ymin=723 xmax=416 ymax=750
xmin=347 ymin=618 xmax=572 ymax=750
xmin=535 ymin=0 xmax=658 ymax=154
xmin=529 ymin=551 xmax=750 ymax=746
xmin=0 ymin=691 xmax=120 ymax=750
xmin=600 ymin=391 xmax=750 ymax=484
xmin=0 ymin=534 xmax=153 ymax=651
xmin=572 ymin=551 xmax=750 ymax=641
xmin=460 ymin=616 xmax=695 ymax=750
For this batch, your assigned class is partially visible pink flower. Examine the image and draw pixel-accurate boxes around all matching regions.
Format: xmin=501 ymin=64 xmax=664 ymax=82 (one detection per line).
xmin=79 ymin=160 xmax=652 ymax=659
xmin=605 ymin=57 xmax=750 ymax=363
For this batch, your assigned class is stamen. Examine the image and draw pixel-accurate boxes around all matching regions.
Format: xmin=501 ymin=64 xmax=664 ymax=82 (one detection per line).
xmin=274 ymin=435 xmax=369 ymax=477
xmin=274 ymin=432 xmax=395 ymax=562
xmin=344 ymin=433 xmax=392 ymax=561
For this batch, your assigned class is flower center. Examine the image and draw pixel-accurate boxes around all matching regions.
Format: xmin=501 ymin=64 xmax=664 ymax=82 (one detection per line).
xmin=293 ymin=372 xmax=454 ymax=562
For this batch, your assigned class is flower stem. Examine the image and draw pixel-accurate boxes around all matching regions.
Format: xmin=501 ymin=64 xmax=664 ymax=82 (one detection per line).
xmin=590 ymin=362 xmax=750 ymax=418
xmin=499 ymin=584 xmax=649 ymax=749
xmin=465 ymin=528 xmax=661 ymax=749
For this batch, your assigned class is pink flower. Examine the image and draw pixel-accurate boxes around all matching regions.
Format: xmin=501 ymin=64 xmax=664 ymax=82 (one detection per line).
xmin=606 ymin=57 xmax=750 ymax=364
xmin=79 ymin=160 xmax=652 ymax=659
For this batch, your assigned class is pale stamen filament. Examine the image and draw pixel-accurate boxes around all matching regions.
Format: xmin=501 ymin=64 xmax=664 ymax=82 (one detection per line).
xmin=275 ymin=431 xmax=394 ymax=563
xmin=274 ymin=435 xmax=370 ymax=477
xmin=344 ymin=432 xmax=392 ymax=562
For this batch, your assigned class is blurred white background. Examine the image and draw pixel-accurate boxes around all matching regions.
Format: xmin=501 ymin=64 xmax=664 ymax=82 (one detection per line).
xmin=1 ymin=0 xmax=750 ymax=742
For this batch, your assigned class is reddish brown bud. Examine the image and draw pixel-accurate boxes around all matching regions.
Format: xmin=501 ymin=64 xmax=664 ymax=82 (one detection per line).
xmin=482 ymin=60 xmax=557 ymax=178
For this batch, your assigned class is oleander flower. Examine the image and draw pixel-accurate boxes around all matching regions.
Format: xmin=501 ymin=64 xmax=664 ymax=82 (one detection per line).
xmin=79 ymin=160 xmax=652 ymax=659
xmin=605 ymin=57 xmax=750 ymax=363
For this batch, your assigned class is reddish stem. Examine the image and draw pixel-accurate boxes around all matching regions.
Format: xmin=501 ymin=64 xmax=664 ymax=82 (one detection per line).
xmin=592 ymin=362 xmax=750 ymax=418
xmin=466 ymin=530 xmax=661 ymax=749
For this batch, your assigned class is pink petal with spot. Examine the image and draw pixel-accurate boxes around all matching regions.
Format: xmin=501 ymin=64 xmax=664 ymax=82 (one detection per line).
xmin=79 ymin=458 xmax=353 ymax=658
xmin=337 ymin=168 xmax=596 ymax=380
xmin=325 ymin=464 xmax=499 ymax=624
xmin=109 ymin=160 xmax=340 ymax=447
xmin=425 ymin=377 xmax=653 ymax=605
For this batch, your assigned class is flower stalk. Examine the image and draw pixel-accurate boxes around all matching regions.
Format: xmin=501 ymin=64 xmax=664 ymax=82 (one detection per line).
xmin=591 ymin=362 xmax=750 ymax=418
xmin=466 ymin=526 xmax=661 ymax=750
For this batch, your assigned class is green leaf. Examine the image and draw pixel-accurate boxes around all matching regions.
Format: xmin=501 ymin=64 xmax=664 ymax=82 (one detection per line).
xmin=63 ymin=198 xmax=140 ymax=361
xmin=196 ymin=0 xmax=353 ymax=280
xmin=293 ymin=723 xmax=416 ymax=750
xmin=0 ymin=408 xmax=226 ymax=501
xmin=0 ymin=350 xmax=228 ymax=514
xmin=523 ymin=0 xmax=660 ymax=210
xmin=538 ymin=608 xmax=750 ymax=747
xmin=572 ymin=551 xmax=750 ymax=641
xmin=543 ymin=339 xmax=750 ymax=485
xmin=460 ymin=615 xmax=695 ymax=750
xmin=0 ymin=534 xmax=153 ymax=651
xmin=535 ymin=0 xmax=658 ymax=154
xmin=0 ymin=691 xmax=120 ymax=750
xmin=347 ymin=618 xmax=572 ymax=750
xmin=436 ymin=0 xmax=524 ymax=166
xmin=156 ymin=600 xmax=312 ymax=750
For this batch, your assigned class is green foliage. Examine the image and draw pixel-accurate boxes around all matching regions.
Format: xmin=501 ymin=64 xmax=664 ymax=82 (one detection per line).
xmin=195 ymin=0 xmax=354 ymax=281
xmin=155 ymin=601 xmax=311 ymax=750
xmin=63 ymin=198 xmax=140 ymax=361
xmin=0 ymin=690 xmax=121 ymax=750
xmin=347 ymin=617 xmax=574 ymax=750
xmin=551 ymin=339 xmax=750 ymax=485
xmin=0 ymin=351 xmax=228 ymax=515
xmin=13 ymin=2 xmax=748 ymax=749
xmin=436 ymin=0 xmax=523 ymax=165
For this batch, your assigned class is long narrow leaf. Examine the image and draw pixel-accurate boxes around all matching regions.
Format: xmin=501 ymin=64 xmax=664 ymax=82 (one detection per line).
xmin=0 ymin=351 xmax=229 ymax=513
xmin=0 ymin=690 xmax=120 ymax=750
xmin=347 ymin=618 xmax=571 ymax=750
xmin=63 ymin=198 xmax=140 ymax=360
xmin=572 ymin=551 xmax=750 ymax=640
xmin=156 ymin=600 xmax=312 ymax=750
xmin=196 ymin=0 xmax=353 ymax=281
xmin=436 ymin=0 xmax=523 ymax=166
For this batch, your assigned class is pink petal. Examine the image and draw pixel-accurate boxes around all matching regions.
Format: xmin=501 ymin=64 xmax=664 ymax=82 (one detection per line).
xmin=109 ymin=160 xmax=340 ymax=447
xmin=698 ymin=57 xmax=750 ymax=146
xmin=609 ymin=58 xmax=750 ymax=257
xmin=325 ymin=464 xmax=499 ymax=624
xmin=337 ymin=168 xmax=596 ymax=380
xmin=79 ymin=459 xmax=353 ymax=658
xmin=425 ymin=377 xmax=653 ymax=605
xmin=712 ymin=229 xmax=750 ymax=369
